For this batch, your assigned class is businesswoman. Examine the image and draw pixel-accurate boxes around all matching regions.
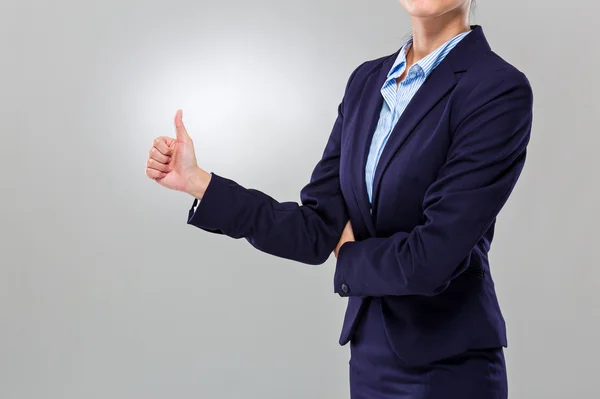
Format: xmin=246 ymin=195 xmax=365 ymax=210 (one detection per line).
xmin=145 ymin=0 xmax=533 ymax=397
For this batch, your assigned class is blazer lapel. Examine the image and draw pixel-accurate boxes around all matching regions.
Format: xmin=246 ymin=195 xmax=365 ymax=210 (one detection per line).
xmin=348 ymin=54 xmax=397 ymax=237
xmin=370 ymin=64 xmax=457 ymax=209
xmin=370 ymin=25 xmax=491 ymax=211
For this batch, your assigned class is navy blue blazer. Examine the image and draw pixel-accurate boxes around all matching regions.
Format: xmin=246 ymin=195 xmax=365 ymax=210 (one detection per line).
xmin=187 ymin=25 xmax=534 ymax=366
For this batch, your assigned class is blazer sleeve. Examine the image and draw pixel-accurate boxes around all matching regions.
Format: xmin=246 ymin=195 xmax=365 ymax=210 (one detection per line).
xmin=186 ymin=64 xmax=364 ymax=265
xmin=334 ymin=69 xmax=534 ymax=297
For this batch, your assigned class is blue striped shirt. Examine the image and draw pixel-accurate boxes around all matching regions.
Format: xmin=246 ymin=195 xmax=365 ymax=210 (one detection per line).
xmin=365 ymin=30 xmax=471 ymax=204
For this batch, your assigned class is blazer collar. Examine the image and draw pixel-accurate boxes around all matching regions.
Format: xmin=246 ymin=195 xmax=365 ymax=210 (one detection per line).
xmin=384 ymin=25 xmax=491 ymax=81
xmin=388 ymin=29 xmax=472 ymax=82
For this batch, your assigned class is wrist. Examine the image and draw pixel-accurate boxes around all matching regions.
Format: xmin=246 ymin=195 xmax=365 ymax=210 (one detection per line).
xmin=185 ymin=166 xmax=211 ymax=199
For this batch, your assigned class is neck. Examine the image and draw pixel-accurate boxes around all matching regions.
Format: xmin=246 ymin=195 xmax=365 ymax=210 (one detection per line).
xmin=408 ymin=10 xmax=471 ymax=64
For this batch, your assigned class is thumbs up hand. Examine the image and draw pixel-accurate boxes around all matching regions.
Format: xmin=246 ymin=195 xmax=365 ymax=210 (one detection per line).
xmin=146 ymin=110 xmax=211 ymax=198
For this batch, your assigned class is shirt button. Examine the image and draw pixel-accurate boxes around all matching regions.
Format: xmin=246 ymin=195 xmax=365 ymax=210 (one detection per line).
xmin=341 ymin=284 xmax=350 ymax=294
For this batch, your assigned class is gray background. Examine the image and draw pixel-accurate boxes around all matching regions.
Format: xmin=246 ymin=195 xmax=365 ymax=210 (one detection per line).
xmin=1 ymin=0 xmax=598 ymax=398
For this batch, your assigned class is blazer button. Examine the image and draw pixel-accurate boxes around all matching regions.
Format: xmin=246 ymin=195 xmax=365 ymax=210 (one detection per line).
xmin=341 ymin=284 xmax=349 ymax=294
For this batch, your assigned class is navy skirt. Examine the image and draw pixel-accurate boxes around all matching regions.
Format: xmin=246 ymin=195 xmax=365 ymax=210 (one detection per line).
xmin=349 ymin=297 xmax=508 ymax=399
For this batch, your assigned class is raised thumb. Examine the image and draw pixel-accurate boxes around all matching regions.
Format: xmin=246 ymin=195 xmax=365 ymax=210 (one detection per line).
xmin=174 ymin=109 xmax=190 ymax=142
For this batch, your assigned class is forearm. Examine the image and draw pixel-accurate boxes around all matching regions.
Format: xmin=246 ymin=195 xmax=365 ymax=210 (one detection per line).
xmin=188 ymin=172 xmax=348 ymax=265
xmin=334 ymin=225 xmax=477 ymax=297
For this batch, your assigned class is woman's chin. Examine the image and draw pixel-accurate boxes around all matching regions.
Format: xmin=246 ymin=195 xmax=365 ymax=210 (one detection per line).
xmin=399 ymin=0 xmax=470 ymax=19
xmin=405 ymin=7 xmax=451 ymax=19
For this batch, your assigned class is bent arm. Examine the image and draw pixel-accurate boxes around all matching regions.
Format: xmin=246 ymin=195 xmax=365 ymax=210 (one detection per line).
xmin=186 ymin=65 xmax=363 ymax=265
xmin=334 ymin=70 xmax=534 ymax=296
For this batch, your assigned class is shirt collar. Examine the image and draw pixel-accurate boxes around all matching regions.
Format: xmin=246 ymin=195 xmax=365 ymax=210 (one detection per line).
xmin=387 ymin=30 xmax=471 ymax=81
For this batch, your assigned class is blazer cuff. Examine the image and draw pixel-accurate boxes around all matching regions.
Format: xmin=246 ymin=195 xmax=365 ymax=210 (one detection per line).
xmin=333 ymin=241 xmax=356 ymax=297
xmin=186 ymin=172 xmax=229 ymax=234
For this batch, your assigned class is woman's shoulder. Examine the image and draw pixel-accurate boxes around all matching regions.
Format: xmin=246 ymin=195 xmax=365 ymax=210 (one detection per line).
xmin=464 ymin=50 xmax=532 ymax=90
xmin=450 ymin=52 xmax=534 ymax=128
